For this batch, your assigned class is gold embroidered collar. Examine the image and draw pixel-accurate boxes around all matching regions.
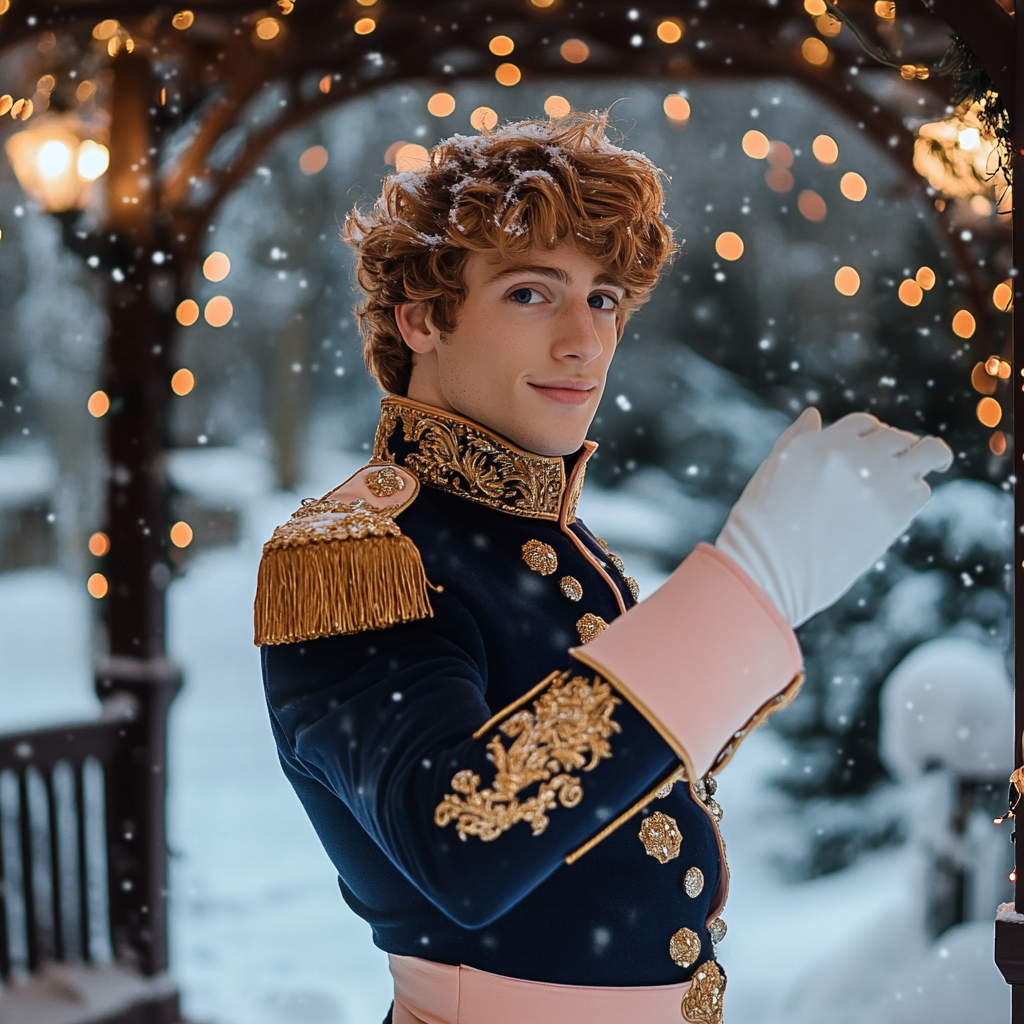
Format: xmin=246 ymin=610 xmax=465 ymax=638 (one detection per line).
xmin=372 ymin=396 xmax=595 ymax=522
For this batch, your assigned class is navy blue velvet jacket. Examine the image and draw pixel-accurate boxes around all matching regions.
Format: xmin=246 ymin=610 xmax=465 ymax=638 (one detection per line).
xmin=259 ymin=397 xmax=729 ymax=987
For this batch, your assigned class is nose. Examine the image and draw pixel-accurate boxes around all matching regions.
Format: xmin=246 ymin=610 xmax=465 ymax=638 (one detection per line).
xmin=550 ymin=297 xmax=606 ymax=365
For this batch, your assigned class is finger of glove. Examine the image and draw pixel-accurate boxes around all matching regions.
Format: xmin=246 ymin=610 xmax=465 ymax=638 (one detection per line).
xmin=771 ymin=407 xmax=821 ymax=458
xmin=823 ymin=412 xmax=882 ymax=441
xmin=895 ymin=434 xmax=954 ymax=477
xmin=735 ymin=407 xmax=822 ymax=504
xmin=856 ymin=423 xmax=925 ymax=460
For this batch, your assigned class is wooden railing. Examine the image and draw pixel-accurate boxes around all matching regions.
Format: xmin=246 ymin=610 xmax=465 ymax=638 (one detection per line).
xmin=0 ymin=657 xmax=181 ymax=1024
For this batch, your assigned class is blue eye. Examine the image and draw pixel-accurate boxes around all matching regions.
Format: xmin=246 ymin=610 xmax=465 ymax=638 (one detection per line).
xmin=509 ymin=288 xmax=539 ymax=304
xmin=588 ymin=293 xmax=617 ymax=310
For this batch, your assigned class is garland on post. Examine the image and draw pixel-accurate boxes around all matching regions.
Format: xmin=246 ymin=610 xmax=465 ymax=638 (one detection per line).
xmin=823 ymin=2 xmax=1011 ymax=183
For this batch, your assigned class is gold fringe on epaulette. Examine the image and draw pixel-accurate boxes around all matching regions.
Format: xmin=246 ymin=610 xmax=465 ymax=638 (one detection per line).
xmin=254 ymin=533 xmax=432 ymax=645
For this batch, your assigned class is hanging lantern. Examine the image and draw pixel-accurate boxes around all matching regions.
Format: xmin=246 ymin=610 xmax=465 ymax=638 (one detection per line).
xmin=4 ymin=114 xmax=110 ymax=213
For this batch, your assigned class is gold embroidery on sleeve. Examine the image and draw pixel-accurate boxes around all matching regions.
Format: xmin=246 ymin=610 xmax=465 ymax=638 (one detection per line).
xmin=434 ymin=673 xmax=621 ymax=842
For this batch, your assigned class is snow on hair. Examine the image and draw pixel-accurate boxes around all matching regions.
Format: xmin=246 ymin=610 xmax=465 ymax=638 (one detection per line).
xmin=344 ymin=109 xmax=677 ymax=396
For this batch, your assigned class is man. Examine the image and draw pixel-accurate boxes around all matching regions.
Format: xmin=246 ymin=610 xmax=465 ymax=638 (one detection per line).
xmin=256 ymin=111 xmax=951 ymax=1023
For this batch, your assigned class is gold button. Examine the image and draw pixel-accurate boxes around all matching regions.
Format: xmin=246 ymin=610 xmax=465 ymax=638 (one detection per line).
xmin=683 ymin=867 xmax=704 ymax=898
xmin=624 ymin=576 xmax=640 ymax=601
xmin=607 ymin=551 xmax=626 ymax=575
xmin=575 ymin=612 xmax=607 ymax=644
xmin=681 ymin=961 xmax=726 ymax=1021
xmin=559 ymin=576 xmax=583 ymax=602
xmin=522 ymin=539 xmax=557 ymax=575
xmin=669 ymin=927 xmax=702 ymax=968
xmin=638 ymin=810 xmax=682 ymax=863
xmin=364 ymin=466 xmax=405 ymax=498
xmin=708 ymin=917 xmax=727 ymax=944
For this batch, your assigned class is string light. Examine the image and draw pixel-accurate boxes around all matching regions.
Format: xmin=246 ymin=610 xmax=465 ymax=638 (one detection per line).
xmin=495 ymin=63 xmax=521 ymax=86
xmin=663 ymin=95 xmax=691 ymax=125
xmin=952 ymin=310 xmax=976 ymax=339
xmin=797 ymin=189 xmax=827 ymax=221
xmin=801 ymin=38 xmax=830 ymax=65
xmin=835 ymin=267 xmax=860 ymax=296
xmin=204 ymin=296 xmax=233 ymax=327
xmin=742 ymin=130 xmax=770 ymax=159
xmin=87 ymin=573 xmax=108 ymax=599
xmin=170 ymin=521 xmax=194 ymax=548
xmin=898 ymin=279 xmax=923 ymax=306
xmin=176 ymin=299 xmax=199 ymax=326
xmin=715 ymin=232 xmax=744 ymax=261
xmin=994 ymin=280 xmax=1013 ymax=311
xmin=489 ymin=35 xmax=514 ymax=56
xmin=656 ymin=20 xmax=684 ymax=43
xmin=299 ymin=145 xmax=329 ymax=174
xmin=977 ymin=397 xmax=1002 ymax=428
xmin=560 ymin=39 xmax=590 ymax=63
xmin=427 ymin=93 xmax=456 ymax=117
xmin=812 ymin=134 xmax=838 ymax=164
xmin=203 ymin=251 xmax=231 ymax=282
xmin=544 ymin=96 xmax=570 ymax=119
xmin=470 ymin=107 xmax=498 ymax=131
xmin=394 ymin=143 xmax=429 ymax=172
xmin=971 ymin=363 xmax=997 ymax=395
xmin=87 ymin=390 xmax=110 ymax=417
xmin=838 ymin=172 xmax=867 ymax=201
xmin=88 ymin=532 xmax=110 ymax=556
xmin=171 ymin=369 xmax=195 ymax=396
xmin=255 ymin=17 xmax=280 ymax=39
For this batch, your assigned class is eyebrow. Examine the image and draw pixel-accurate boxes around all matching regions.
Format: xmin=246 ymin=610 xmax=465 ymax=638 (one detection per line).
xmin=487 ymin=263 xmax=625 ymax=291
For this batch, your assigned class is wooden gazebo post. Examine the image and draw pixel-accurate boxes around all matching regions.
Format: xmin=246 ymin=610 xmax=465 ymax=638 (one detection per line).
xmin=927 ymin=1 xmax=1024 ymax=1018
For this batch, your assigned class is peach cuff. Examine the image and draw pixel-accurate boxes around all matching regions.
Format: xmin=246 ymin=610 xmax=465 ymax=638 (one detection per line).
xmin=570 ymin=543 xmax=803 ymax=780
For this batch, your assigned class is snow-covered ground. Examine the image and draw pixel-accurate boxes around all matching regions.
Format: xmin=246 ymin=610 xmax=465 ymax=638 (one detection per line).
xmin=0 ymin=448 xmax=1010 ymax=1024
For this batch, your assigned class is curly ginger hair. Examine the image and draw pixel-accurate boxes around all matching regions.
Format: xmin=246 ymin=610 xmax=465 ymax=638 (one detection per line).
xmin=344 ymin=110 xmax=677 ymax=396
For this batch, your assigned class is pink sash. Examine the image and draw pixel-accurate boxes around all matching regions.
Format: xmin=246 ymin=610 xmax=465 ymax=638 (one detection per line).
xmin=389 ymin=954 xmax=692 ymax=1024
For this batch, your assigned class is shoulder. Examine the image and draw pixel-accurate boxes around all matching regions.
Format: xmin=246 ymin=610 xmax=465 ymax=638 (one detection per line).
xmin=254 ymin=463 xmax=433 ymax=646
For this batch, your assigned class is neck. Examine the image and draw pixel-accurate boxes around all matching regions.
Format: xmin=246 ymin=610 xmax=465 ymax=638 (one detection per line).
xmin=405 ymin=354 xmax=453 ymax=413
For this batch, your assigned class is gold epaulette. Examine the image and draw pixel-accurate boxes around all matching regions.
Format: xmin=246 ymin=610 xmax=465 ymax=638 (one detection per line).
xmin=254 ymin=464 xmax=432 ymax=645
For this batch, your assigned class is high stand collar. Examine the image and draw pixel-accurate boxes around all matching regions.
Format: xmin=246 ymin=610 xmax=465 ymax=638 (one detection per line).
xmin=372 ymin=396 xmax=597 ymax=523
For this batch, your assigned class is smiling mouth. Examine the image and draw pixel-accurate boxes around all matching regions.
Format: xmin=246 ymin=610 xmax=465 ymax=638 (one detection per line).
xmin=528 ymin=381 xmax=596 ymax=407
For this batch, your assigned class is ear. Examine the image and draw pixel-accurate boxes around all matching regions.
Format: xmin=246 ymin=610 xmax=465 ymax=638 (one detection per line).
xmin=395 ymin=301 xmax=439 ymax=354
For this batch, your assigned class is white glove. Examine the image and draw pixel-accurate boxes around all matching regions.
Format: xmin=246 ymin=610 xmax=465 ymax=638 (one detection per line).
xmin=715 ymin=408 xmax=953 ymax=628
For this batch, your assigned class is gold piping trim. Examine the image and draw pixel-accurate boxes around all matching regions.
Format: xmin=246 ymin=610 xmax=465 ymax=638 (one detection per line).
xmin=708 ymin=672 xmax=805 ymax=775
xmin=695 ymin=781 xmax=730 ymax=921
xmin=558 ymin=449 xmax=626 ymax=615
xmin=471 ymin=671 xmax=563 ymax=740
xmin=565 ymin=763 xmax=686 ymax=865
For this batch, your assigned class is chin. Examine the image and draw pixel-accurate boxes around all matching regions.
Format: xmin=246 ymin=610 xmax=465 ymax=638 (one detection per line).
xmin=518 ymin=423 xmax=589 ymax=457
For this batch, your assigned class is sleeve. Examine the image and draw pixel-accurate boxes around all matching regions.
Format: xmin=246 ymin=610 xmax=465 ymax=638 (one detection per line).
xmin=262 ymin=587 xmax=678 ymax=930
xmin=571 ymin=542 xmax=805 ymax=781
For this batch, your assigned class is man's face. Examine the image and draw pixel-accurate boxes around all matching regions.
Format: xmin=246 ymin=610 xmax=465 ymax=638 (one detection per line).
xmin=398 ymin=245 xmax=624 ymax=457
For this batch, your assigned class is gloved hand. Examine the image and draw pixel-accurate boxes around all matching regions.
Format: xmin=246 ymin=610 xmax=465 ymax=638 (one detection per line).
xmin=715 ymin=408 xmax=953 ymax=628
